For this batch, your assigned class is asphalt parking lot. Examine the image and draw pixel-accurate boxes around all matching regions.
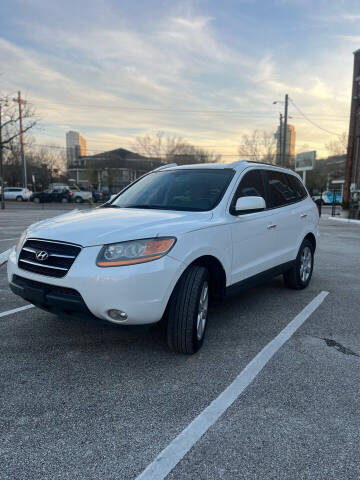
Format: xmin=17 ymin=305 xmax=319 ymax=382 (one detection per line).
xmin=1 ymin=206 xmax=360 ymax=480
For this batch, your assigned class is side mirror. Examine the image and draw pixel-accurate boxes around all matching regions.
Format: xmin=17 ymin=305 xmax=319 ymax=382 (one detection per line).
xmin=234 ymin=196 xmax=266 ymax=215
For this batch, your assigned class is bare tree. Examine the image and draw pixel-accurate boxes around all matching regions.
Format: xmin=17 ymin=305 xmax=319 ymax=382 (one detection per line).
xmin=0 ymin=94 xmax=38 ymax=151
xmin=4 ymin=142 xmax=66 ymax=188
xmin=325 ymin=132 xmax=348 ymax=157
xmin=132 ymin=132 xmax=221 ymax=164
xmin=238 ymin=130 xmax=276 ymax=163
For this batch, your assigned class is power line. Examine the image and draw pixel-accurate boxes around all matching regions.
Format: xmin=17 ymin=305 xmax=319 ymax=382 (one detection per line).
xmin=289 ymin=98 xmax=342 ymax=136
xmin=32 ymin=100 xmax=349 ymax=118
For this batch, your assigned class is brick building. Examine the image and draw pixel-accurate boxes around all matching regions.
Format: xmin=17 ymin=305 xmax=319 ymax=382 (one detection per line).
xmin=67 ymin=148 xmax=162 ymax=193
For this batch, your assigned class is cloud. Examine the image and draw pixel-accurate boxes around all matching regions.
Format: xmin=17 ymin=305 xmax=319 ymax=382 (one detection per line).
xmin=0 ymin=1 xmax=353 ymax=158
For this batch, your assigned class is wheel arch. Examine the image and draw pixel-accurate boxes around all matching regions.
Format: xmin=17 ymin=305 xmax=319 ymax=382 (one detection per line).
xmin=168 ymin=254 xmax=227 ymax=306
xmin=304 ymin=232 xmax=316 ymax=252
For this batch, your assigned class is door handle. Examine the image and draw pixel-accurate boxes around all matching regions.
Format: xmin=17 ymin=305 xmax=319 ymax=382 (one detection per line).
xmin=267 ymin=224 xmax=277 ymax=230
xmin=300 ymin=213 xmax=308 ymax=219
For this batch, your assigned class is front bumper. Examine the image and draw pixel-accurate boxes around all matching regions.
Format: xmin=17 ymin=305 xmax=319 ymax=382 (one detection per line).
xmin=10 ymin=274 xmax=97 ymax=321
xmin=7 ymin=246 xmax=184 ymax=324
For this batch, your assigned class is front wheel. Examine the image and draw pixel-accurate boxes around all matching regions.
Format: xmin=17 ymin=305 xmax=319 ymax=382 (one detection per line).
xmin=16 ymin=196 xmax=23 ymax=202
xmin=283 ymin=239 xmax=314 ymax=290
xmin=75 ymin=196 xmax=83 ymax=203
xmin=167 ymin=265 xmax=209 ymax=354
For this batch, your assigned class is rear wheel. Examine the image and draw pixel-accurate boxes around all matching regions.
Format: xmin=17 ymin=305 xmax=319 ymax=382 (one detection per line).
xmin=167 ymin=265 xmax=209 ymax=354
xmin=33 ymin=197 xmax=40 ymax=203
xmin=16 ymin=196 xmax=23 ymax=202
xmin=75 ymin=196 xmax=83 ymax=203
xmin=61 ymin=197 xmax=69 ymax=203
xmin=283 ymin=239 xmax=314 ymax=290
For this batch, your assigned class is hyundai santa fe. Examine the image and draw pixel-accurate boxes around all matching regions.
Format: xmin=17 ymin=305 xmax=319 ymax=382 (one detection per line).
xmin=8 ymin=161 xmax=319 ymax=354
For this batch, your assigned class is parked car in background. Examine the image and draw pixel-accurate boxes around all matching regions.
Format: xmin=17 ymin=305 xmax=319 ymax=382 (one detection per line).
xmin=92 ymin=190 xmax=104 ymax=203
xmin=69 ymin=187 xmax=92 ymax=203
xmin=31 ymin=187 xmax=73 ymax=203
xmin=2 ymin=187 xmax=32 ymax=202
xmin=9 ymin=161 xmax=318 ymax=354
xmin=312 ymin=190 xmax=342 ymax=206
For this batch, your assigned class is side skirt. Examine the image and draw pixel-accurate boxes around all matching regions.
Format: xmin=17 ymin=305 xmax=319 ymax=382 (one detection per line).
xmin=225 ymin=261 xmax=295 ymax=297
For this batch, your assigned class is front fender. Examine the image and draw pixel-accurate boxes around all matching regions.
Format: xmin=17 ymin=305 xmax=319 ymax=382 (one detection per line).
xmin=169 ymin=225 xmax=232 ymax=287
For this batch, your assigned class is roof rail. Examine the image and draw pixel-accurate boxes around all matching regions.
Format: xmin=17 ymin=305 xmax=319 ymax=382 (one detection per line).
xmin=152 ymin=163 xmax=178 ymax=172
xmin=246 ymin=161 xmax=283 ymax=167
xmin=229 ymin=160 xmax=247 ymax=167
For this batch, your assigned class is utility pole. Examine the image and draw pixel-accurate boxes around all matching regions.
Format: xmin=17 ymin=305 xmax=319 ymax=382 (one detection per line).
xmin=282 ymin=94 xmax=289 ymax=167
xmin=344 ymin=50 xmax=360 ymax=213
xmin=0 ymin=103 xmax=4 ymax=210
xmin=278 ymin=113 xmax=283 ymax=166
xmin=13 ymin=91 xmax=27 ymax=188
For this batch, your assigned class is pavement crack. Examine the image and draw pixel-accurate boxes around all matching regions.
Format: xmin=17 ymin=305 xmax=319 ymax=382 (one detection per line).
xmin=320 ymin=337 xmax=360 ymax=358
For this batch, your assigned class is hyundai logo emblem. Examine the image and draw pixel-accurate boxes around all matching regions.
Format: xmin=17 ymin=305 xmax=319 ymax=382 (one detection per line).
xmin=36 ymin=250 xmax=49 ymax=261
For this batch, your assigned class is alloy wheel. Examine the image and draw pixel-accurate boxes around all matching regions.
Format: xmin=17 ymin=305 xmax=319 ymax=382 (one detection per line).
xmin=300 ymin=246 xmax=312 ymax=282
xmin=196 ymin=281 xmax=209 ymax=341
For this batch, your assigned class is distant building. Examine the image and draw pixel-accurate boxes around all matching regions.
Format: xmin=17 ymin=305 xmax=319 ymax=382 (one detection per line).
xmin=66 ymin=131 xmax=87 ymax=167
xmin=275 ymin=124 xmax=296 ymax=168
xmin=66 ymin=147 xmax=162 ymax=191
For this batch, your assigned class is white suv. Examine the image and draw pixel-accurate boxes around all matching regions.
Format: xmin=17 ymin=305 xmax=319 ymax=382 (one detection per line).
xmin=8 ymin=161 xmax=318 ymax=353
xmin=3 ymin=187 xmax=32 ymax=201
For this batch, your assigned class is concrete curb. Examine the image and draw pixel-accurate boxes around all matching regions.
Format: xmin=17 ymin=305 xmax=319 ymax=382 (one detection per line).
xmin=328 ymin=216 xmax=360 ymax=225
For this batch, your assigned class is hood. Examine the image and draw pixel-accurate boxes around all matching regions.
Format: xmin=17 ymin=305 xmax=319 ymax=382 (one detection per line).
xmin=27 ymin=207 xmax=213 ymax=246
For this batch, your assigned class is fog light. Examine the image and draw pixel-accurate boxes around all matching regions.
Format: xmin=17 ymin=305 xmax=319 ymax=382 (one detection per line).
xmin=108 ymin=309 xmax=128 ymax=322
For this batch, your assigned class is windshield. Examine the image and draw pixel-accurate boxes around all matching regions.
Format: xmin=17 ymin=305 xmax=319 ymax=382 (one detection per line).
xmin=110 ymin=168 xmax=235 ymax=212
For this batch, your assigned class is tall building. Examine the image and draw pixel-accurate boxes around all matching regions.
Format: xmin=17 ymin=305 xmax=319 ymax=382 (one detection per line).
xmin=66 ymin=131 xmax=87 ymax=166
xmin=275 ymin=124 xmax=296 ymax=168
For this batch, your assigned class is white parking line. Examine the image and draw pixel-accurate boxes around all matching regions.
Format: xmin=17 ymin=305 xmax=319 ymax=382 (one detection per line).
xmin=0 ymin=304 xmax=34 ymax=318
xmin=136 ymin=291 xmax=329 ymax=480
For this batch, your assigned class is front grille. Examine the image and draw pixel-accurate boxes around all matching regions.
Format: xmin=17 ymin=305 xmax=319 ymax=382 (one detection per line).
xmin=18 ymin=239 xmax=81 ymax=278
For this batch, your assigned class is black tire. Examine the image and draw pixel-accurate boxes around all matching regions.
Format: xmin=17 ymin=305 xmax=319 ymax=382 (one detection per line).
xmin=167 ymin=265 xmax=209 ymax=354
xmin=33 ymin=197 xmax=40 ymax=204
xmin=75 ymin=196 xmax=83 ymax=203
xmin=283 ymin=239 xmax=314 ymax=290
xmin=61 ymin=197 xmax=69 ymax=203
xmin=16 ymin=196 xmax=23 ymax=202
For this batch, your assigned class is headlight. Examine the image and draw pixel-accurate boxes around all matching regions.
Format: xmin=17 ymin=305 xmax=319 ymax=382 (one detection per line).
xmin=15 ymin=230 xmax=28 ymax=252
xmin=96 ymin=237 xmax=176 ymax=267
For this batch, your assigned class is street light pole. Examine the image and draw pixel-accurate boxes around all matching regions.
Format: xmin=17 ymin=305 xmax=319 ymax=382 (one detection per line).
xmin=0 ymin=103 xmax=4 ymax=210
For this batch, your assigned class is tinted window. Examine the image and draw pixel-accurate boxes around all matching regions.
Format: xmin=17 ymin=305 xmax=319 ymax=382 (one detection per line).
xmin=265 ymin=171 xmax=298 ymax=208
xmin=287 ymin=175 xmax=308 ymax=200
xmin=112 ymin=169 xmax=235 ymax=212
xmin=231 ymin=170 xmax=265 ymax=210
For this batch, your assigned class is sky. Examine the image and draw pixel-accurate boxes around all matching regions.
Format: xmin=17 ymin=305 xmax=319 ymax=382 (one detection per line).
xmin=0 ymin=0 xmax=359 ymax=160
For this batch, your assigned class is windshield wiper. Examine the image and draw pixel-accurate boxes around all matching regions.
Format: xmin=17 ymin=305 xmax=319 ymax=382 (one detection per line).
xmin=101 ymin=204 xmax=120 ymax=208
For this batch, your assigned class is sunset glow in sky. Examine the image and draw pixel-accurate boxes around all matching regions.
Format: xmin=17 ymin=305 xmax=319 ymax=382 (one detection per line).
xmin=1 ymin=0 xmax=359 ymax=159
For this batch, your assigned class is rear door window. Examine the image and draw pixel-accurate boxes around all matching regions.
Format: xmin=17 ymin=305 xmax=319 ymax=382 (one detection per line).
xmin=264 ymin=170 xmax=298 ymax=208
xmin=287 ymin=175 xmax=308 ymax=200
